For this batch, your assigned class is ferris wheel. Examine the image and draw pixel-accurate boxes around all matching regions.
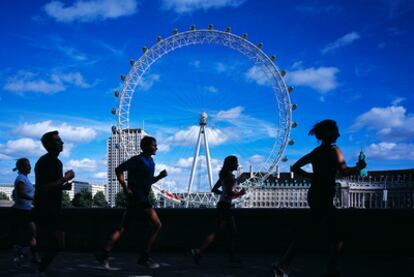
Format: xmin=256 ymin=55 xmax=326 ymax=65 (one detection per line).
xmin=111 ymin=24 xmax=297 ymax=191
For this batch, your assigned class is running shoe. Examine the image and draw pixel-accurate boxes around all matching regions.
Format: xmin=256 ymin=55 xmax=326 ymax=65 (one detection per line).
xmin=191 ymin=249 xmax=201 ymax=265
xmin=95 ymin=251 xmax=111 ymax=269
xmin=137 ymin=255 xmax=160 ymax=269
xmin=272 ymin=262 xmax=289 ymax=277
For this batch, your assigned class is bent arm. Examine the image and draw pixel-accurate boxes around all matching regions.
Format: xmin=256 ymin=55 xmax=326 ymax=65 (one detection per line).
xmin=211 ymin=179 xmax=222 ymax=195
xmin=291 ymin=153 xmax=313 ymax=179
xmin=336 ymin=148 xmax=366 ymax=176
xmin=15 ymin=182 xmax=33 ymax=201
xmin=115 ymin=166 xmax=128 ymax=191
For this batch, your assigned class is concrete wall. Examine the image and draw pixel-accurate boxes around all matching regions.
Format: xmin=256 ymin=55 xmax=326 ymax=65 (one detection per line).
xmin=1 ymin=208 xmax=413 ymax=254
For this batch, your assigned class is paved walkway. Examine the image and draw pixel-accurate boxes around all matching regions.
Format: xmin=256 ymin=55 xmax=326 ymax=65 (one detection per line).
xmin=1 ymin=251 xmax=413 ymax=276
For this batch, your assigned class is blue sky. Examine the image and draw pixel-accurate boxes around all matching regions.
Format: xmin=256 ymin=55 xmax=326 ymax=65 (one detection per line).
xmin=0 ymin=0 xmax=413 ymax=191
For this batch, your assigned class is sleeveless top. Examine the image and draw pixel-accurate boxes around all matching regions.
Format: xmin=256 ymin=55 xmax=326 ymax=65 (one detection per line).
xmin=219 ymin=174 xmax=237 ymax=204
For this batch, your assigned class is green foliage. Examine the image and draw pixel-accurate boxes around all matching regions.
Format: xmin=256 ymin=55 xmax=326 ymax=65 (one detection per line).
xmin=148 ymin=189 xmax=156 ymax=206
xmin=93 ymin=191 xmax=108 ymax=208
xmin=62 ymin=191 xmax=72 ymax=208
xmin=0 ymin=191 xmax=9 ymax=200
xmin=115 ymin=191 xmax=128 ymax=208
xmin=72 ymin=188 xmax=92 ymax=208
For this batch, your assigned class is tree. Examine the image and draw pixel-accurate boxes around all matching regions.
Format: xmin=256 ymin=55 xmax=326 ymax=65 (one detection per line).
xmin=72 ymin=188 xmax=92 ymax=208
xmin=93 ymin=191 xmax=108 ymax=208
xmin=62 ymin=191 xmax=72 ymax=208
xmin=0 ymin=192 xmax=9 ymax=201
xmin=148 ymin=189 xmax=157 ymax=206
xmin=115 ymin=191 xmax=128 ymax=208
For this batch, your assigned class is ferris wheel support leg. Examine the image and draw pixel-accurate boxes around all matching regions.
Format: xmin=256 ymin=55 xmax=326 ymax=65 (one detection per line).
xmin=186 ymin=128 xmax=203 ymax=208
xmin=202 ymin=126 xmax=214 ymax=190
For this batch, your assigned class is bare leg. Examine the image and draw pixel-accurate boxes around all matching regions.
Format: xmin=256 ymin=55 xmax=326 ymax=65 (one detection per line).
xmin=143 ymin=208 xmax=162 ymax=254
xmin=104 ymin=211 xmax=128 ymax=252
xmin=198 ymin=219 xmax=226 ymax=254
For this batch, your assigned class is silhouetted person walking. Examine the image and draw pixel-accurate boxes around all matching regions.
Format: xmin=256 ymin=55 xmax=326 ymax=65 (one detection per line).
xmin=10 ymin=158 xmax=38 ymax=267
xmin=272 ymin=119 xmax=366 ymax=277
xmin=96 ymin=136 xmax=167 ymax=269
xmin=34 ymin=131 xmax=74 ymax=275
xmin=191 ymin=155 xmax=246 ymax=265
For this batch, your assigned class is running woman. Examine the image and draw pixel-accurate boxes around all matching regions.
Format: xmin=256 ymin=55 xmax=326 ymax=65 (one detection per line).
xmin=10 ymin=158 xmax=38 ymax=267
xmin=191 ymin=155 xmax=246 ymax=265
xmin=272 ymin=119 xmax=366 ymax=277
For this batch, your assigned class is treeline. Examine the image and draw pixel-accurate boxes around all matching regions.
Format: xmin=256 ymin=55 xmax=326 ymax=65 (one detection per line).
xmin=61 ymin=189 xmax=157 ymax=208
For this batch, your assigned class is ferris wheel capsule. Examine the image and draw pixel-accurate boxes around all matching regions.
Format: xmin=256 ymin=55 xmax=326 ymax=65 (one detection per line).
xmin=288 ymin=86 xmax=294 ymax=93
xmin=208 ymin=24 xmax=214 ymax=30
xmin=142 ymin=47 xmax=148 ymax=53
xmin=111 ymin=107 xmax=117 ymax=115
xmin=257 ymin=42 xmax=263 ymax=49
xmin=120 ymin=75 xmax=126 ymax=81
xmin=111 ymin=126 xmax=117 ymax=133
xmin=114 ymin=90 xmax=119 ymax=97
xmin=291 ymin=103 xmax=297 ymax=111
xmin=270 ymin=55 xmax=276 ymax=62
xmin=225 ymin=26 xmax=231 ymax=33
xmin=280 ymin=70 xmax=286 ymax=77
xmin=288 ymin=139 xmax=295 ymax=146
xmin=157 ymin=36 xmax=162 ymax=42
xmin=190 ymin=25 xmax=196 ymax=31
xmin=129 ymin=59 xmax=135 ymax=66
xmin=242 ymin=33 xmax=248 ymax=39
xmin=172 ymin=28 xmax=178 ymax=35
xmin=292 ymin=122 xmax=298 ymax=128
xmin=281 ymin=156 xmax=288 ymax=162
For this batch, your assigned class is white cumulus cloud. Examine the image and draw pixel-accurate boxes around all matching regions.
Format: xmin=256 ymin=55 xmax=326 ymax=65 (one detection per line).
xmin=365 ymin=142 xmax=414 ymax=160
xmin=287 ymin=66 xmax=339 ymax=93
xmin=67 ymin=158 xmax=97 ymax=172
xmin=93 ymin=172 xmax=107 ymax=179
xmin=352 ymin=105 xmax=414 ymax=141
xmin=44 ymin=0 xmax=138 ymax=23
xmin=215 ymin=106 xmax=243 ymax=121
xmin=14 ymin=121 xmax=97 ymax=143
xmin=4 ymin=71 xmax=91 ymax=94
xmin=322 ymin=32 xmax=360 ymax=54
xmin=161 ymin=0 xmax=245 ymax=13
xmin=0 ymin=138 xmax=45 ymax=158
xmin=245 ymin=65 xmax=271 ymax=86
xmin=167 ymin=125 xmax=229 ymax=147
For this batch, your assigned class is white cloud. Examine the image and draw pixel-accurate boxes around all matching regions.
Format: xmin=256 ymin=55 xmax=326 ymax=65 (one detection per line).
xmin=322 ymin=32 xmax=360 ymax=54
xmin=44 ymin=0 xmax=138 ymax=23
xmin=204 ymin=86 xmax=218 ymax=93
xmin=215 ymin=62 xmax=227 ymax=73
xmin=4 ymin=71 xmax=92 ymax=94
xmin=140 ymin=74 xmax=160 ymax=91
xmin=161 ymin=0 xmax=245 ymax=13
xmin=365 ymin=142 xmax=414 ymax=160
xmin=156 ymin=163 xmax=182 ymax=174
xmin=287 ymin=66 xmax=339 ymax=93
xmin=93 ymin=172 xmax=107 ymax=179
xmin=245 ymin=65 xmax=271 ymax=86
xmin=352 ymin=105 xmax=414 ymax=141
xmin=0 ymin=138 xmax=46 ymax=158
xmin=392 ymin=97 xmax=405 ymax=106
xmin=167 ymin=125 xmax=229 ymax=146
xmin=67 ymin=158 xmax=97 ymax=172
xmin=14 ymin=121 xmax=97 ymax=143
xmin=189 ymin=60 xmax=201 ymax=68
xmin=215 ymin=106 xmax=243 ymax=121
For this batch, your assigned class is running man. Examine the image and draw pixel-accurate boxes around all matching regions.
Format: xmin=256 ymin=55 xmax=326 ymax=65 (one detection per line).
xmin=96 ymin=136 xmax=167 ymax=269
xmin=34 ymin=131 xmax=74 ymax=274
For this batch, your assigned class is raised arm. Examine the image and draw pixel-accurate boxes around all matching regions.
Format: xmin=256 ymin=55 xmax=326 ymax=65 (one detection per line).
xmin=152 ymin=169 xmax=168 ymax=184
xmin=291 ymin=153 xmax=313 ymax=179
xmin=335 ymin=148 xmax=366 ymax=176
xmin=211 ymin=179 xmax=222 ymax=195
